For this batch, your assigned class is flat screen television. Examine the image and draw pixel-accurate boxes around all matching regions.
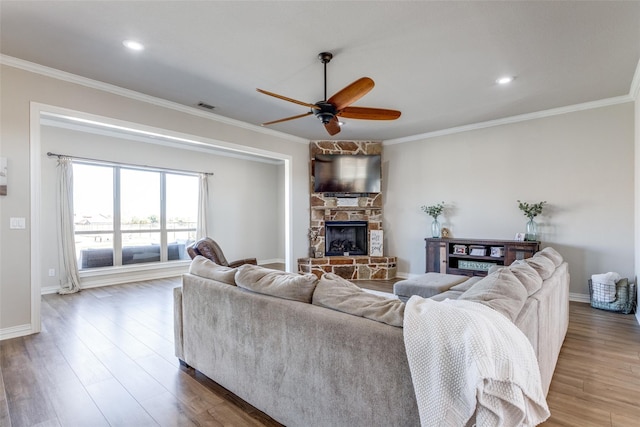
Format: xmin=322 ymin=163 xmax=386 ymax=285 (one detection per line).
xmin=313 ymin=154 xmax=381 ymax=193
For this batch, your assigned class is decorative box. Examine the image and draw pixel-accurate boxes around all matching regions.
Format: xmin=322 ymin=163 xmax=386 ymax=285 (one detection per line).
xmin=453 ymin=244 xmax=467 ymax=255
xmin=469 ymin=245 xmax=486 ymax=256
xmin=490 ymin=246 xmax=505 ymax=257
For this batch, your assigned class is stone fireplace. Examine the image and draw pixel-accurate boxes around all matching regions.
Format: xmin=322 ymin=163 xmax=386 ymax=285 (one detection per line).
xmin=297 ymin=141 xmax=397 ymax=280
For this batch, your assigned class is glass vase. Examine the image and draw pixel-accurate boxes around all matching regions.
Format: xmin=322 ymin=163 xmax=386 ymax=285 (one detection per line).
xmin=431 ymin=218 xmax=441 ymax=238
xmin=525 ymin=218 xmax=538 ymax=241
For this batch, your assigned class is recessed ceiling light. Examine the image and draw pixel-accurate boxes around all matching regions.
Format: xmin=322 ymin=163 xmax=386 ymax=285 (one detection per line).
xmin=338 ymin=120 xmax=345 ymax=126
xmin=496 ymin=76 xmax=515 ymax=85
xmin=123 ymin=40 xmax=144 ymax=51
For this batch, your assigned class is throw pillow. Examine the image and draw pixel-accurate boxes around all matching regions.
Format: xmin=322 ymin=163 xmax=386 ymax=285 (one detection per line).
xmin=524 ymin=255 xmax=556 ymax=280
xmin=312 ymin=273 xmax=405 ymax=327
xmin=458 ymin=269 xmax=528 ymax=322
xmin=508 ymin=261 xmax=543 ymax=296
xmin=235 ymin=264 xmax=318 ymax=303
xmin=536 ymin=247 xmax=564 ymax=267
xmin=189 ymin=255 xmax=237 ymax=285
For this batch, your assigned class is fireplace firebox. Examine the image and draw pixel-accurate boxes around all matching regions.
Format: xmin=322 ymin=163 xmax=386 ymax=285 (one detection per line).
xmin=325 ymin=221 xmax=368 ymax=256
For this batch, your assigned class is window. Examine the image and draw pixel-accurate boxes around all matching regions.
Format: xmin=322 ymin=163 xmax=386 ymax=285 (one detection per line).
xmin=73 ymin=162 xmax=198 ymax=269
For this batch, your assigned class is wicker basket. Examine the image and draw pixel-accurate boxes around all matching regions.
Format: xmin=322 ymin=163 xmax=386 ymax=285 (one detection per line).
xmin=588 ymin=278 xmax=636 ymax=314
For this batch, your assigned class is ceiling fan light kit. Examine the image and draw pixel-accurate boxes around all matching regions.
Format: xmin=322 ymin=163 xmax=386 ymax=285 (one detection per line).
xmin=257 ymin=52 xmax=401 ymax=136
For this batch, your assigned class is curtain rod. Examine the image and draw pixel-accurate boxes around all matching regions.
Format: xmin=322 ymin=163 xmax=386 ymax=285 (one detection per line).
xmin=46 ymin=152 xmax=214 ymax=176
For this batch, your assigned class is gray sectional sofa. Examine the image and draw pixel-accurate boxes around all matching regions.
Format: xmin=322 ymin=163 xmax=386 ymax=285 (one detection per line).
xmin=174 ymin=247 xmax=569 ymax=427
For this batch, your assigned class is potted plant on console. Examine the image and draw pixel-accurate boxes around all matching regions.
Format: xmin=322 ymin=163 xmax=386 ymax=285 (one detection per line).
xmin=517 ymin=200 xmax=547 ymax=241
xmin=421 ymin=201 xmax=445 ymax=238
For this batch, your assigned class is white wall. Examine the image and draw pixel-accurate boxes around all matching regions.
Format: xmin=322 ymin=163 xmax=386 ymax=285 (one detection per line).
xmin=0 ymin=63 xmax=311 ymax=337
xmin=384 ymin=103 xmax=635 ymax=298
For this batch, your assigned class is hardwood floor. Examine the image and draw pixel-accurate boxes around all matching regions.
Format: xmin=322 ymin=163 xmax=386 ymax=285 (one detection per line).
xmin=0 ymin=276 xmax=639 ymax=426
xmin=541 ymin=302 xmax=640 ymax=427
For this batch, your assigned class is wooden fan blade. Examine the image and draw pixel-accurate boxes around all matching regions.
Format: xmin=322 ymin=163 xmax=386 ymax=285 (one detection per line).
xmin=324 ymin=117 xmax=341 ymax=136
xmin=338 ymin=106 xmax=401 ymax=120
xmin=261 ymin=111 xmax=313 ymax=126
xmin=257 ymin=88 xmax=319 ymax=110
xmin=327 ymin=77 xmax=374 ymax=111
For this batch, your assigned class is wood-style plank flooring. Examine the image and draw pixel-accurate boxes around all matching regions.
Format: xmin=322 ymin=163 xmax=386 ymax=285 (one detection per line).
xmin=0 ymin=276 xmax=639 ymax=426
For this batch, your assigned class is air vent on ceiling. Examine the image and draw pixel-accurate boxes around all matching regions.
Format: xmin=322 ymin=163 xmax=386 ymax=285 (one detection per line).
xmin=197 ymin=102 xmax=215 ymax=110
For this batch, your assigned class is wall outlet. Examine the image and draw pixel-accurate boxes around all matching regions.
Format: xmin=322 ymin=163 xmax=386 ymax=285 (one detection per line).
xmin=9 ymin=217 xmax=26 ymax=229
xmin=48 ymin=268 xmax=55 ymax=277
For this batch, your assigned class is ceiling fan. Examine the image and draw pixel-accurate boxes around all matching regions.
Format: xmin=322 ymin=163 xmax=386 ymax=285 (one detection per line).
xmin=257 ymin=52 xmax=401 ymax=136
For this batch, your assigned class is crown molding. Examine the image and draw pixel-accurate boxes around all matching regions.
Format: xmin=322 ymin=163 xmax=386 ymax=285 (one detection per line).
xmin=387 ymin=58 xmax=640 ymax=145
xmin=3 ymin=54 xmax=638 ymax=147
xmin=384 ymin=95 xmax=634 ymax=145
xmin=0 ymin=54 xmax=308 ymax=145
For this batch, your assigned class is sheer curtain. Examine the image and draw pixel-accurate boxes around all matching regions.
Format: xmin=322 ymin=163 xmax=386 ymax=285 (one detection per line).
xmin=196 ymin=173 xmax=210 ymax=240
xmin=56 ymin=157 xmax=81 ymax=294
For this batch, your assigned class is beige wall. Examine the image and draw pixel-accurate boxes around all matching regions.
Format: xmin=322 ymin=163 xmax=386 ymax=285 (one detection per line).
xmin=384 ymin=103 xmax=635 ymax=298
xmin=0 ymin=64 xmax=310 ymax=336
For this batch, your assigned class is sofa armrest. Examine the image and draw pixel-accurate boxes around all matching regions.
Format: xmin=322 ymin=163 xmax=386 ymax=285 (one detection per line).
xmin=173 ymin=286 xmax=184 ymax=361
xmin=228 ymin=258 xmax=258 ymax=268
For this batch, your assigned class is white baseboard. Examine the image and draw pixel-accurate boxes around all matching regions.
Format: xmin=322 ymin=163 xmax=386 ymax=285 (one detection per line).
xmin=0 ymin=323 xmax=33 ymax=341
xmin=41 ymin=262 xmax=190 ymax=295
xmin=569 ymin=293 xmax=590 ymax=303
xmin=258 ymin=258 xmax=285 ymax=265
xmin=41 ymin=285 xmax=61 ymax=295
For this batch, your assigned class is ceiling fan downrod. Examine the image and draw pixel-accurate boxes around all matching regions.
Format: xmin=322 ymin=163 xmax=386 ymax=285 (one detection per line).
xmin=318 ymin=52 xmax=333 ymax=102
xmin=317 ymin=52 xmax=334 ymax=123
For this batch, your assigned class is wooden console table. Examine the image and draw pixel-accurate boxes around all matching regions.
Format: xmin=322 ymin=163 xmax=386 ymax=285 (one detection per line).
xmin=425 ymin=238 xmax=540 ymax=277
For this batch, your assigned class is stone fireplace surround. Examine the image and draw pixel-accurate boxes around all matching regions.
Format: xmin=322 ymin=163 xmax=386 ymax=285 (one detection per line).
xmin=297 ymin=141 xmax=397 ymax=280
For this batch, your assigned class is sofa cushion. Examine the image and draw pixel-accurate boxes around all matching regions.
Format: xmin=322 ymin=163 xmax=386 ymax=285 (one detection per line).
xmin=509 ymin=261 xmax=543 ymax=296
xmin=393 ymin=273 xmax=470 ymax=299
xmin=458 ymin=269 xmax=528 ymax=321
xmin=449 ymin=276 xmax=483 ymax=292
xmin=189 ymin=255 xmax=237 ymax=285
xmin=536 ymin=247 xmax=564 ymax=267
xmin=524 ymin=255 xmax=556 ymax=280
xmin=429 ymin=290 xmax=464 ymax=301
xmin=235 ymin=264 xmax=318 ymax=303
xmin=487 ymin=264 xmax=503 ymax=275
xmin=312 ymin=273 xmax=405 ymax=327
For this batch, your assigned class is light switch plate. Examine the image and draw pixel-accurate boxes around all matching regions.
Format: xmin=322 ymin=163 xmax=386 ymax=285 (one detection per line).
xmin=10 ymin=217 xmax=26 ymax=229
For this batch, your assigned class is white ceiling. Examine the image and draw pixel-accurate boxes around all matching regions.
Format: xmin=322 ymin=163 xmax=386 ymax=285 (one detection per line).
xmin=1 ymin=1 xmax=639 ymax=141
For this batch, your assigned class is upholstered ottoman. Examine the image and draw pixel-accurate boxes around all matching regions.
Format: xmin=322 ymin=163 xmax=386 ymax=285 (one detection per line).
xmin=393 ymin=272 xmax=470 ymax=302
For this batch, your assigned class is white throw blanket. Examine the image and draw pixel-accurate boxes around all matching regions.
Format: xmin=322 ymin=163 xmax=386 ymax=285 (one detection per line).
xmin=403 ymin=297 xmax=550 ymax=427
